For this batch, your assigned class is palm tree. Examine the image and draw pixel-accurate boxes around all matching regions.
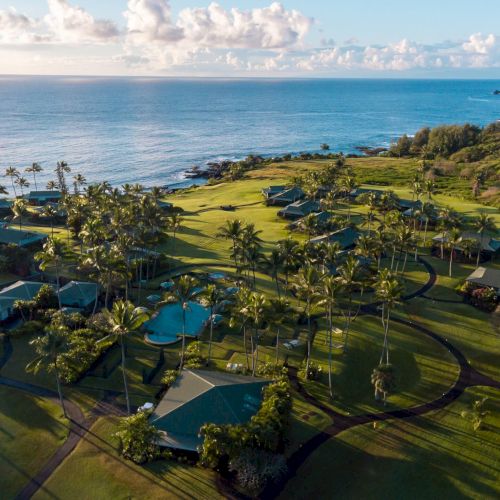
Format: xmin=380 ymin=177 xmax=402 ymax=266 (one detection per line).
xmin=199 ymin=284 xmax=222 ymax=364
xmin=14 ymin=177 xmax=30 ymax=197
xmin=230 ymin=286 xmax=252 ymax=371
xmin=217 ymin=219 xmax=243 ymax=269
xmin=43 ymin=204 xmax=58 ymax=237
xmin=46 ymin=180 xmax=58 ymax=191
xmin=358 ymin=191 xmax=378 ymax=235
xmin=268 ymin=297 xmax=293 ymax=366
xmin=26 ymin=328 xmax=69 ymax=416
xmin=447 ymin=229 xmax=462 ymax=277
xmin=168 ymin=213 xmax=183 ymax=251
xmin=474 ymin=214 xmax=497 ymax=268
xmin=73 ymin=173 xmax=87 ymax=194
xmin=301 ymin=213 xmax=318 ymax=242
xmin=319 ymin=276 xmax=341 ymax=397
xmin=101 ymin=300 xmax=149 ymax=414
xmin=12 ymin=198 xmax=28 ymax=230
xmin=278 ymin=238 xmax=301 ymax=291
xmin=336 ymin=255 xmax=362 ymax=351
xmin=241 ymin=292 xmax=267 ymax=376
xmin=262 ymin=249 xmax=284 ymax=297
xmin=168 ymin=275 xmax=200 ymax=370
xmin=374 ymin=270 xmax=403 ymax=365
xmin=0 ymin=184 xmax=7 ymax=196
xmin=421 ymin=202 xmax=435 ymax=247
xmin=293 ymin=266 xmax=322 ymax=377
xmin=371 ymin=364 xmax=395 ymax=405
xmin=25 ymin=163 xmax=43 ymax=191
xmin=35 ymin=237 xmax=67 ymax=310
xmin=5 ymin=166 xmax=19 ymax=197
xmin=394 ymin=225 xmax=415 ymax=275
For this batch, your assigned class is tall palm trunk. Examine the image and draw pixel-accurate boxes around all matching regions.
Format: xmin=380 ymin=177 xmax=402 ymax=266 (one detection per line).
xmin=327 ymin=304 xmax=333 ymax=398
xmin=275 ymin=326 xmax=280 ymax=365
xmin=207 ymin=305 xmax=214 ymax=364
xmin=449 ymin=246 xmax=454 ymax=277
xmin=54 ymin=359 xmax=67 ymax=417
xmin=179 ymin=308 xmax=186 ymax=370
xmin=305 ymin=298 xmax=312 ymax=377
xmin=253 ymin=326 xmax=259 ymax=376
xmin=476 ymin=232 xmax=484 ymax=268
xmin=121 ymin=337 xmax=131 ymax=415
xmin=56 ymin=264 xmax=62 ymax=310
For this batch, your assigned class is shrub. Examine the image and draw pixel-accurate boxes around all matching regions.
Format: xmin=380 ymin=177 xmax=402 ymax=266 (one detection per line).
xmin=161 ymin=369 xmax=178 ymax=389
xmin=34 ymin=285 xmax=58 ymax=310
xmin=10 ymin=320 xmax=45 ymax=337
xmin=183 ymin=341 xmax=206 ymax=368
xmin=469 ymin=287 xmax=497 ymax=312
xmin=229 ymin=448 xmax=287 ymax=494
xmin=298 ymin=360 xmax=323 ymax=381
xmin=115 ymin=411 xmax=162 ymax=464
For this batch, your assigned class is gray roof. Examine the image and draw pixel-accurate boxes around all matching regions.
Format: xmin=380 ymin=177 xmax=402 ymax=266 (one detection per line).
xmin=310 ymin=227 xmax=359 ymax=249
xmin=27 ymin=190 xmax=62 ymax=199
xmin=59 ymin=281 xmax=99 ymax=308
xmin=0 ymin=228 xmax=47 ymax=246
xmin=433 ymin=232 xmax=500 ymax=252
xmin=279 ymin=200 xmax=320 ymax=217
xmin=466 ymin=267 xmax=500 ymax=290
xmin=262 ymin=185 xmax=287 ymax=197
xmin=269 ymin=186 xmax=304 ymax=203
xmin=0 ymin=281 xmax=46 ymax=301
xmin=150 ymin=369 xmax=269 ymax=451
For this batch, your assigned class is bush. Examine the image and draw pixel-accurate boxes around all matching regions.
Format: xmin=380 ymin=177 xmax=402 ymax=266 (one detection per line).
xmin=298 ymin=360 xmax=323 ymax=381
xmin=229 ymin=448 xmax=287 ymax=494
xmin=469 ymin=287 xmax=497 ymax=312
xmin=115 ymin=411 xmax=162 ymax=464
xmin=161 ymin=369 xmax=178 ymax=389
xmin=10 ymin=320 xmax=45 ymax=337
xmin=183 ymin=341 xmax=206 ymax=368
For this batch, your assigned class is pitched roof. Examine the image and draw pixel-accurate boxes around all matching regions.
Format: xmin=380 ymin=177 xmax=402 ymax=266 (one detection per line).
xmin=350 ymin=188 xmax=384 ymax=198
xmin=0 ymin=199 xmax=12 ymax=209
xmin=0 ymin=228 xmax=47 ymax=246
xmin=310 ymin=227 xmax=359 ymax=249
xmin=59 ymin=281 xmax=99 ymax=307
xmin=466 ymin=267 xmax=500 ymax=290
xmin=27 ymin=190 xmax=62 ymax=199
xmin=269 ymin=186 xmax=304 ymax=202
xmin=262 ymin=185 xmax=287 ymax=197
xmin=433 ymin=232 xmax=500 ymax=252
xmin=0 ymin=281 xmax=46 ymax=301
xmin=150 ymin=369 xmax=269 ymax=451
xmin=279 ymin=200 xmax=320 ymax=216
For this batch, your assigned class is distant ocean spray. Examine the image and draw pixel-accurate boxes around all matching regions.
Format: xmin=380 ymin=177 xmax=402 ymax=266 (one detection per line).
xmin=0 ymin=77 xmax=498 ymax=192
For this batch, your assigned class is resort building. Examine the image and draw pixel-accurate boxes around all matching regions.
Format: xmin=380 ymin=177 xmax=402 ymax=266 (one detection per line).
xmin=278 ymin=200 xmax=320 ymax=220
xmin=398 ymin=199 xmax=422 ymax=211
xmin=158 ymin=200 xmax=173 ymax=211
xmin=466 ymin=267 xmax=500 ymax=295
xmin=26 ymin=190 xmax=63 ymax=206
xmin=262 ymin=185 xmax=287 ymax=199
xmin=0 ymin=281 xmax=45 ymax=321
xmin=266 ymin=187 xmax=304 ymax=206
xmin=349 ymin=188 xmax=385 ymax=200
xmin=291 ymin=211 xmax=332 ymax=230
xmin=0 ymin=199 xmax=13 ymax=216
xmin=59 ymin=281 xmax=100 ymax=310
xmin=310 ymin=227 xmax=360 ymax=250
xmin=0 ymin=228 xmax=47 ymax=248
xmin=150 ymin=369 xmax=270 ymax=451
xmin=432 ymin=232 xmax=500 ymax=258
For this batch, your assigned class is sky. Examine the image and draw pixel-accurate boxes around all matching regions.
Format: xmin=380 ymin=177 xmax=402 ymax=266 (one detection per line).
xmin=0 ymin=0 xmax=499 ymax=77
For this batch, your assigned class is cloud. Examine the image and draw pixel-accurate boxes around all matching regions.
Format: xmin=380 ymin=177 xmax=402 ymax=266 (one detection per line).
xmin=44 ymin=0 xmax=119 ymax=43
xmin=0 ymin=7 xmax=41 ymax=43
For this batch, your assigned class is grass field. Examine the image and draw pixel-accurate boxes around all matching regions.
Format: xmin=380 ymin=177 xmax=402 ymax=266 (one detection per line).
xmin=1 ymin=156 xmax=499 ymax=498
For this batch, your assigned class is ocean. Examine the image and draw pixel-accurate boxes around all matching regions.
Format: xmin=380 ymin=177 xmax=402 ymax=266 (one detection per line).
xmin=0 ymin=77 xmax=498 ymax=192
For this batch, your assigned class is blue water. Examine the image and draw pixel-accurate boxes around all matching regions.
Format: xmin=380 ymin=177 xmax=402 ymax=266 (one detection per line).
xmin=144 ymin=301 xmax=210 ymax=345
xmin=0 ymin=77 xmax=498 ymax=191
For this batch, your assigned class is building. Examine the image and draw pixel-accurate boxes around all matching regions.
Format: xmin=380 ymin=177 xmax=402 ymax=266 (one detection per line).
xmin=349 ymin=188 xmax=385 ymax=200
xmin=59 ymin=281 xmax=100 ymax=309
xmin=267 ymin=187 xmax=304 ymax=206
xmin=278 ymin=200 xmax=320 ymax=220
xmin=158 ymin=200 xmax=173 ymax=211
xmin=0 ymin=281 xmax=46 ymax=321
xmin=291 ymin=211 xmax=332 ymax=230
xmin=432 ymin=232 xmax=500 ymax=257
xmin=398 ymin=199 xmax=422 ymax=211
xmin=26 ymin=190 xmax=63 ymax=206
xmin=262 ymin=185 xmax=287 ymax=199
xmin=466 ymin=267 xmax=500 ymax=295
xmin=0 ymin=228 xmax=47 ymax=247
xmin=310 ymin=227 xmax=360 ymax=250
xmin=150 ymin=369 xmax=270 ymax=451
xmin=0 ymin=199 xmax=13 ymax=216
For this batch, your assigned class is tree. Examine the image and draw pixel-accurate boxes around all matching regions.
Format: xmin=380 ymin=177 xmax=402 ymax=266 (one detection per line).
xmin=241 ymin=292 xmax=267 ymax=376
xmin=460 ymin=397 xmax=490 ymax=431
xmin=47 ymin=180 xmax=58 ymax=191
xmin=55 ymin=161 xmax=71 ymax=195
xmin=73 ymin=173 xmax=87 ymax=194
xmin=267 ymin=297 xmax=293 ymax=366
xmin=101 ymin=300 xmax=150 ymax=414
xmin=168 ymin=275 xmax=200 ymax=370
xmin=262 ymin=249 xmax=284 ymax=297
xmin=217 ymin=219 xmax=243 ymax=269
xmin=474 ymin=214 xmax=497 ymax=268
xmin=25 ymin=163 xmax=42 ymax=191
xmin=43 ymin=204 xmax=58 ymax=237
xmin=114 ymin=411 xmax=161 ymax=464
xmin=199 ymin=284 xmax=222 ymax=364
xmin=26 ymin=328 xmax=69 ymax=416
xmin=371 ymin=364 xmax=395 ymax=404
xmin=5 ymin=166 xmax=19 ymax=197
xmin=12 ymin=198 xmax=28 ymax=230
xmin=301 ymin=214 xmax=318 ymax=242
xmin=278 ymin=238 xmax=301 ymax=291
xmin=293 ymin=266 xmax=322 ymax=377
xmin=168 ymin=212 xmax=183 ymax=251
xmin=319 ymin=276 xmax=341 ymax=398
xmin=35 ymin=237 xmax=67 ymax=310
xmin=447 ymin=229 xmax=462 ymax=277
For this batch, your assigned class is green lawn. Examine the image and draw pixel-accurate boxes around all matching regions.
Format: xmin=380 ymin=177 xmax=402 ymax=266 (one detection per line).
xmin=0 ymin=386 xmax=69 ymax=499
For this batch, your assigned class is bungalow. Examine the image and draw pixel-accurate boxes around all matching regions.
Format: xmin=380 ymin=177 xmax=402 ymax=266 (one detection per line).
xmin=158 ymin=200 xmax=173 ymax=211
xmin=349 ymin=188 xmax=385 ymax=200
xmin=267 ymin=187 xmax=304 ymax=206
xmin=291 ymin=211 xmax=332 ymax=230
xmin=466 ymin=267 xmax=500 ymax=295
xmin=150 ymin=369 xmax=270 ymax=451
xmin=261 ymin=185 xmax=287 ymax=199
xmin=432 ymin=232 xmax=500 ymax=258
xmin=26 ymin=190 xmax=62 ymax=206
xmin=0 ymin=199 xmax=12 ymax=216
xmin=398 ymin=199 xmax=422 ymax=211
xmin=310 ymin=227 xmax=360 ymax=250
xmin=59 ymin=281 xmax=99 ymax=309
xmin=0 ymin=281 xmax=46 ymax=321
xmin=0 ymin=228 xmax=47 ymax=247
xmin=278 ymin=200 xmax=320 ymax=220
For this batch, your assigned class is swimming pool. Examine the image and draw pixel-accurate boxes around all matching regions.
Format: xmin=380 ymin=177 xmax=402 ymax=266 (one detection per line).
xmin=144 ymin=301 xmax=210 ymax=345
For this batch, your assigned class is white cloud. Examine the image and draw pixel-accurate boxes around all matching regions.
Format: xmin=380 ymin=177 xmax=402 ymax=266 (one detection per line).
xmin=462 ymin=33 xmax=496 ymax=54
xmin=0 ymin=7 xmax=41 ymax=43
xmin=44 ymin=0 xmax=119 ymax=43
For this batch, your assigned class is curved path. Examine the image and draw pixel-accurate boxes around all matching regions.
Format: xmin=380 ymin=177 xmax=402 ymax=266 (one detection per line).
xmin=262 ymin=257 xmax=500 ymax=499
